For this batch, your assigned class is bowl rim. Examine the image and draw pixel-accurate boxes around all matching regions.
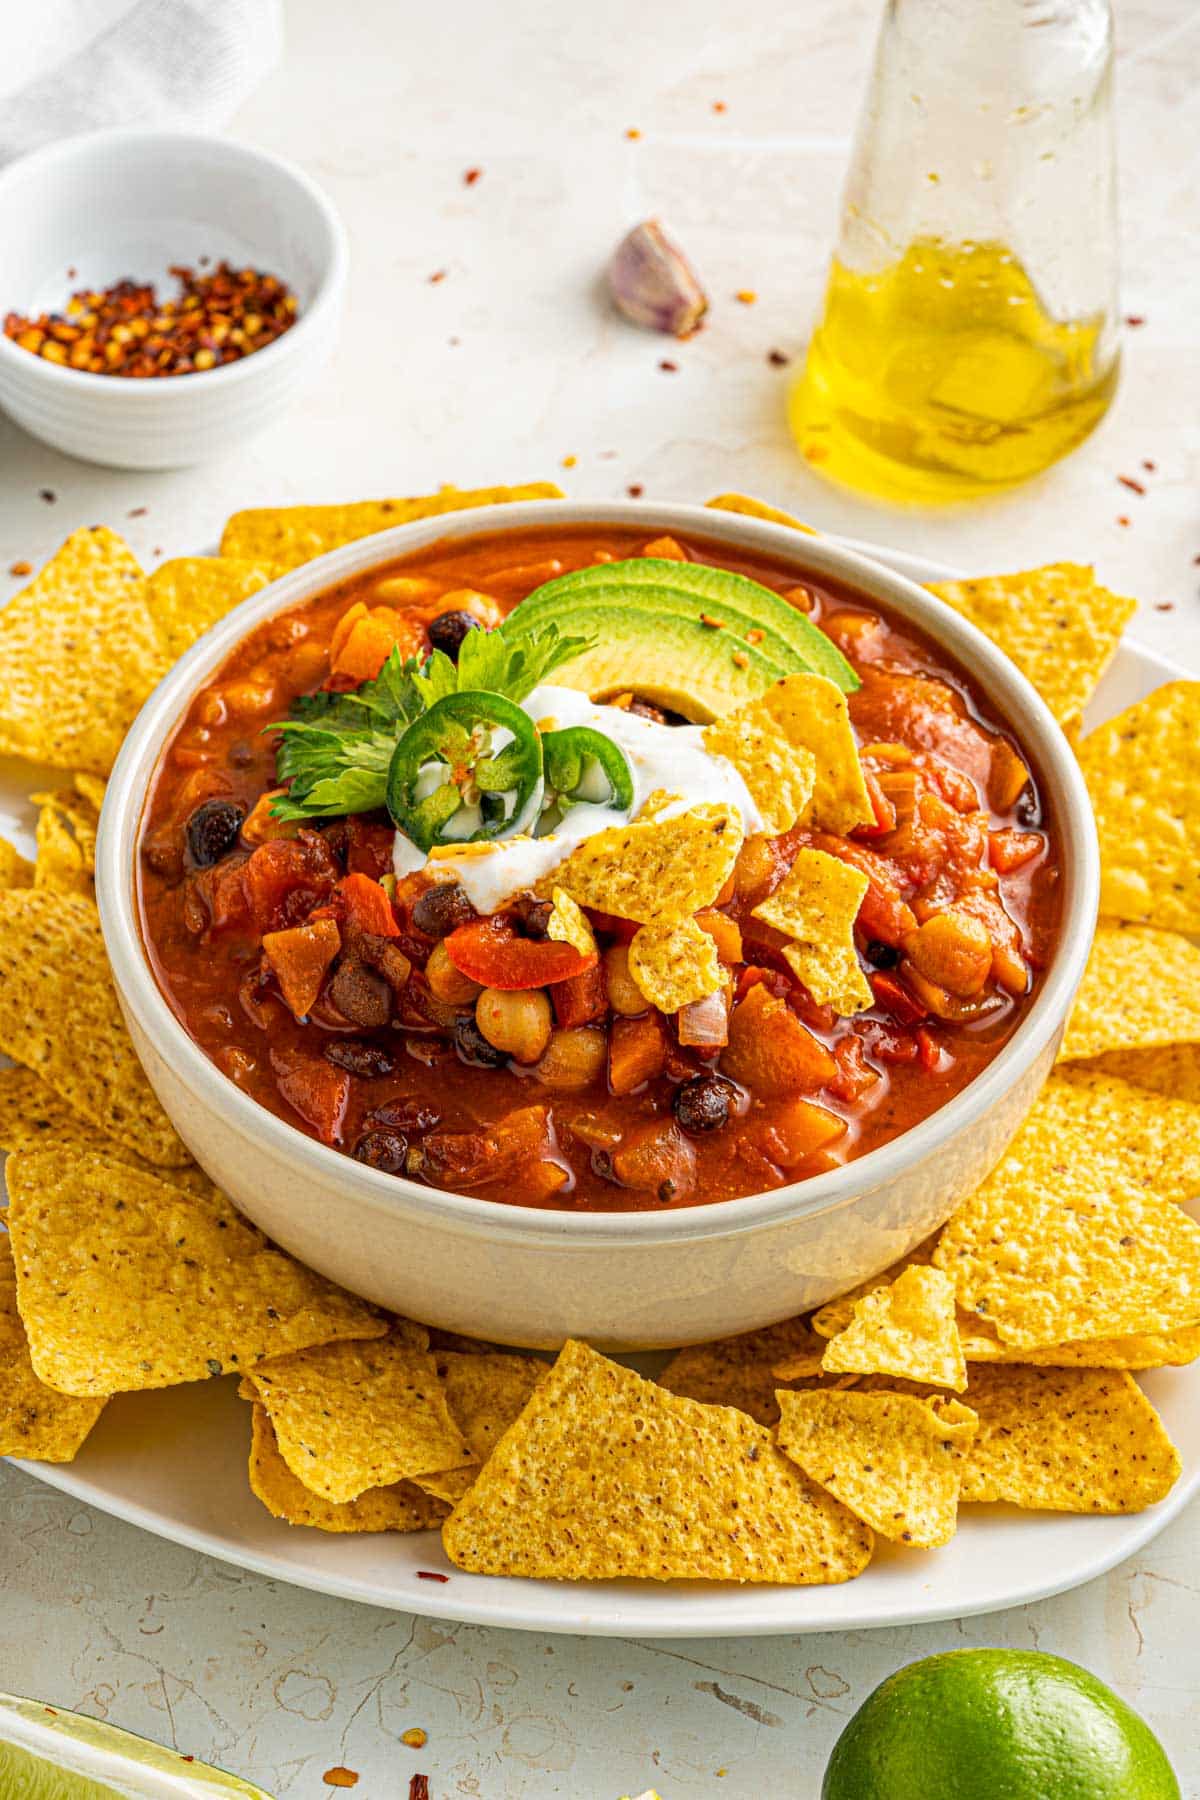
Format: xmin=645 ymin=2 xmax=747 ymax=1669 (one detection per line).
xmin=0 ymin=126 xmax=348 ymax=398
xmin=96 ymin=498 xmax=1100 ymax=1247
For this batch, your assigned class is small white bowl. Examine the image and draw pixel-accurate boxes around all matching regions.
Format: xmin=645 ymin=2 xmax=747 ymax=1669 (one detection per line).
xmin=97 ymin=501 xmax=1099 ymax=1349
xmin=0 ymin=128 xmax=347 ymax=469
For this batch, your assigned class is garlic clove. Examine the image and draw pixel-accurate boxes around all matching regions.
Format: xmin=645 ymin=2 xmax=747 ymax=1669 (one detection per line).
xmin=607 ymin=219 xmax=709 ymax=338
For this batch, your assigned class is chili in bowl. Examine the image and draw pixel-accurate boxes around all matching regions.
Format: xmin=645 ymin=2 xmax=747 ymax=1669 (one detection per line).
xmin=97 ymin=501 xmax=1099 ymax=1349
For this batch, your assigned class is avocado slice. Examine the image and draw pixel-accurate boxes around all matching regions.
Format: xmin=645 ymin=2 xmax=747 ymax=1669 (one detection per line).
xmin=510 ymin=558 xmax=859 ymax=695
xmin=527 ymin=601 xmax=791 ymax=722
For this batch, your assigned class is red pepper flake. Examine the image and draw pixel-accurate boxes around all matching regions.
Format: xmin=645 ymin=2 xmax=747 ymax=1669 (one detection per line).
xmin=1154 ymin=602 xmax=1175 ymax=612
xmin=428 ymin=269 xmax=447 ymax=284
xmin=1125 ymin=314 xmax=1146 ymax=327
xmin=659 ymin=359 xmax=678 ymax=372
xmin=735 ymin=289 xmax=757 ymax=305
xmin=1141 ymin=459 xmax=1157 ymax=472
xmin=5 ymin=262 xmax=299 ymax=377
xmin=402 ymin=1728 xmax=428 ymax=1749
xmin=38 ymin=489 xmax=56 ymax=504
xmin=322 ymin=1769 xmax=360 ymax=1789
xmin=731 ymin=649 xmax=750 ymax=669
xmin=127 ymin=505 xmax=148 ymax=517
xmin=700 ymin=613 xmax=725 ymax=630
xmin=625 ymin=127 xmax=642 ymax=140
xmin=66 ymin=267 xmax=77 ymax=280
xmin=416 ymin=1568 xmax=450 ymax=1582
xmin=713 ymin=100 xmax=728 ymax=113
xmin=8 ymin=560 xmax=32 ymax=577
xmin=410 ymin=1779 xmax=431 ymax=1800
xmin=767 ymin=348 xmax=790 ymax=367
xmin=1117 ymin=474 xmax=1146 ymax=495
xmin=1194 ymin=554 xmax=1200 ymax=566
xmin=627 ymin=483 xmax=644 ymax=498
xmin=463 ymin=167 xmax=482 ymax=185
xmin=1116 ymin=514 xmax=1131 ymax=528
xmin=746 ymin=627 xmax=764 ymax=645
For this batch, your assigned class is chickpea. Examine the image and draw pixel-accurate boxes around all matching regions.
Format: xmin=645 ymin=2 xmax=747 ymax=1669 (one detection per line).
xmin=219 ymin=678 xmax=276 ymax=719
xmin=425 ymin=941 xmax=484 ymax=1006
xmin=904 ymin=909 xmax=992 ymax=999
xmin=436 ymin=586 xmax=504 ymax=627
xmin=603 ymin=944 xmax=647 ymax=1016
xmin=532 ymin=1026 xmax=608 ymax=1092
xmin=475 ymin=987 xmax=553 ymax=1065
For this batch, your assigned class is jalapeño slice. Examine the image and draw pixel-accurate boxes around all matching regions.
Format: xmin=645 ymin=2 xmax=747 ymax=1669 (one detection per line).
xmin=541 ymin=725 xmax=634 ymax=813
xmin=386 ymin=691 xmax=543 ymax=851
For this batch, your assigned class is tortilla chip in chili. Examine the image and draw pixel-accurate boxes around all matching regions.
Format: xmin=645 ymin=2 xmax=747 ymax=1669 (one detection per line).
xmin=958 ymin=1366 xmax=1180 ymax=1513
xmin=0 ymin=528 xmax=167 ymax=775
xmin=776 ymin=1388 xmax=978 ymax=1548
xmin=817 ymin=1266 xmax=968 ymax=1391
xmin=5 ymin=1147 xmax=386 ymax=1396
xmin=441 ymin=1339 xmax=873 ymax=1583
xmin=702 ymin=704 xmax=817 ymax=835
xmin=0 ymin=890 xmax=188 ymax=1166
xmin=1077 ymin=680 xmax=1200 ymax=932
xmin=753 ymin=847 xmax=872 ymax=1015
xmin=628 ymin=916 xmax=723 ymax=1013
xmin=926 ymin=565 xmax=1135 ymax=733
xmin=545 ymin=887 xmax=597 ymax=960
xmin=0 ymin=1232 xmax=107 ymax=1462
xmin=545 ymin=804 xmax=743 ymax=925
xmin=248 ymin=1404 xmax=448 ymax=1533
xmin=657 ymin=1318 xmax=832 ymax=1427
xmin=1058 ymin=924 xmax=1200 ymax=1063
xmin=220 ymin=483 xmax=564 ymax=570
xmin=147 ymin=556 xmax=280 ymax=661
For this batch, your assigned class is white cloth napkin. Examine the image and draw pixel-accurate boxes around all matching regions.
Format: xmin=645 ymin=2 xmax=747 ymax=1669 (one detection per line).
xmin=0 ymin=0 xmax=283 ymax=164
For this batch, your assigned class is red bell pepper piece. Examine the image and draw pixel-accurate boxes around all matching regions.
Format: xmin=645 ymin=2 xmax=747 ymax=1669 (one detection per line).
xmin=443 ymin=915 xmax=597 ymax=991
xmin=335 ymin=872 xmax=400 ymax=938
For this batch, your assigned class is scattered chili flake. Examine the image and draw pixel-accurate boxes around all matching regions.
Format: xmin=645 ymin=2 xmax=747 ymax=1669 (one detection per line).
xmin=561 ymin=454 xmax=578 ymax=469
xmin=1125 ymin=314 xmax=1146 ymax=326
xmin=428 ymin=270 xmax=447 ymax=284
xmin=746 ymin=627 xmax=764 ymax=644
xmin=767 ymin=348 xmax=790 ymax=367
xmin=731 ymin=649 xmax=750 ymax=669
xmin=1142 ymin=459 xmax=1157 ymax=472
xmin=66 ymin=267 xmax=77 ymax=280
xmin=402 ymin=1728 xmax=428 ymax=1749
xmin=700 ymin=613 xmax=725 ymax=630
xmin=1116 ymin=515 xmax=1131 ymax=528
xmin=4 ymin=262 xmax=298 ymax=377
xmin=322 ymin=1769 xmax=360 ymax=1789
xmin=416 ymin=1568 xmax=450 ymax=1581
xmin=659 ymin=359 xmax=678 ymax=372
xmin=1154 ymin=602 xmax=1175 ymax=612
xmin=627 ymin=483 xmax=644 ymax=497
xmin=127 ymin=505 xmax=148 ymax=517
xmin=38 ymin=489 xmax=56 ymax=504
xmin=713 ymin=100 xmax=727 ymax=113
xmin=8 ymin=560 xmax=32 ymax=577
xmin=1117 ymin=474 xmax=1146 ymax=495
xmin=735 ymin=289 xmax=757 ymax=305
xmin=410 ymin=1779 xmax=431 ymax=1800
xmin=463 ymin=167 xmax=482 ymax=186
xmin=625 ymin=127 xmax=641 ymax=140
xmin=1194 ymin=554 xmax=1200 ymax=566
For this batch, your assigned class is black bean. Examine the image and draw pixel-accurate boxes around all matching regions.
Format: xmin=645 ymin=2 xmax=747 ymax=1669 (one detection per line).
xmin=186 ymin=798 xmax=245 ymax=868
xmin=865 ymin=940 xmax=901 ymax=971
xmin=672 ymin=1073 xmax=736 ymax=1134
xmin=510 ymin=890 xmax=553 ymax=940
xmin=353 ymin=1129 xmax=409 ymax=1174
xmin=629 ymin=697 xmax=688 ymax=726
xmin=324 ymin=1039 xmax=395 ymax=1078
xmin=1015 ymin=789 xmax=1043 ymax=828
xmin=412 ymin=880 xmax=476 ymax=939
xmin=428 ymin=609 xmax=482 ymax=660
xmin=454 ymin=1013 xmax=508 ymax=1068
xmin=369 ymin=1098 xmax=442 ymax=1135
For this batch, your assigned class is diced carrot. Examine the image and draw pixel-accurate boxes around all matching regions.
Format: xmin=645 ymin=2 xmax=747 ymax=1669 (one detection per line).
xmin=270 ymin=1047 xmax=349 ymax=1144
xmin=336 ymin=872 xmax=400 ymax=938
xmin=855 ymin=768 xmax=897 ymax=837
xmin=988 ymin=827 xmax=1043 ymax=874
xmin=827 ymin=1034 xmax=880 ymax=1104
xmin=869 ymin=970 xmax=927 ymax=1025
xmin=262 ymin=916 xmax=342 ymax=1020
xmin=347 ymin=817 xmax=397 ymax=879
xmin=988 ymin=740 xmax=1031 ymax=811
xmin=553 ymin=961 xmax=608 ymax=1029
xmin=641 ymin=535 xmax=688 ymax=560
xmin=241 ymin=789 xmax=300 ymax=845
xmin=608 ymin=1012 xmax=668 ymax=1095
xmin=719 ymin=983 xmax=836 ymax=1097
xmin=243 ymin=836 xmax=339 ymax=932
xmin=330 ymin=604 xmax=425 ymax=684
xmin=329 ymin=601 xmax=368 ymax=665
xmin=695 ymin=908 xmax=742 ymax=963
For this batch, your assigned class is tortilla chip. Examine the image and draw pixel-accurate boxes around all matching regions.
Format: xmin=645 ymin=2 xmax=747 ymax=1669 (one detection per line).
xmin=1058 ymin=924 xmax=1200 ymax=1063
xmin=809 ymin=1237 xmax=940 ymax=1339
xmin=0 ymin=890 xmax=188 ymax=1166
xmin=442 ymin=1339 xmax=873 ymax=1583
xmin=545 ymin=886 xmax=597 ymax=959
xmin=933 ymin=1153 xmax=1200 ymax=1351
xmin=248 ymin=1404 xmax=448 ymax=1533
xmin=628 ymin=916 xmax=722 ymax=1012
xmin=5 ymin=1147 xmax=386 ymax=1396
xmin=147 ymin=557 xmax=279 ymax=662
xmin=33 ymin=803 xmax=92 ymax=898
xmin=0 ymin=1066 xmax=213 ymax=1194
xmin=702 ymin=704 xmax=817 ymax=835
xmin=245 ymin=1334 xmax=472 ymax=1503
xmin=1077 ymin=681 xmax=1200 ymax=931
xmin=414 ymin=1351 xmax=547 ymax=1505
xmin=958 ymin=1366 xmax=1180 ymax=1512
xmin=0 ymin=1232 xmax=106 ymax=1462
xmin=958 ymin=1311 xmax=1200 ymax=1371
xmin=753 ymin=847 xmax=872 ymax=1014
xmin=776 ymin=1388 xmax=978 ymax=1548
xmin=30 ymin=784 xmax=100 ymax=868
xmin=658 ymin=1318 xmax=832 ymax=1427
xmin=0 ymin=528 xmax=167 ymax=775
xmin=1014 ymin=1067 xmax=1200 ymax=1210
xmin=705 ymin=493 xmax=817 ymax=534
xmin=0 ymin=838 xmax=35 ymax=889
xmin=1087 ymin=1042 xmax=1200 ymax=1107
xmin=926 ymin=565 xmax=1135 ymax=732
xmin=820 ymin=1266 xmax=967 ymax=1390
xmin=756 ymin=675 xmax=874 ymax=835
xmin=72 ymin=772 xmax=108 ymax=814
xmin=545 ymin=805 xmax=743 ymax=925
xmin=220 ymin=484 xmax=564 ymax=571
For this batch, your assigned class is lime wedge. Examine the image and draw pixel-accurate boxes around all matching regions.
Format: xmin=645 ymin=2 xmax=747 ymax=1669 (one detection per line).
xmin=0 ymin=1695 xmax=273 ymax=1799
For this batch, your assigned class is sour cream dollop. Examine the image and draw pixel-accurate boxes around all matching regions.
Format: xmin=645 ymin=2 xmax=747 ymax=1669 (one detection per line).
xmin=391 ymin=683 xmax=761 ymax=914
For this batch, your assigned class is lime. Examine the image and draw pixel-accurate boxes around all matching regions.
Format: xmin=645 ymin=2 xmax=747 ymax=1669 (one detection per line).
xmin=0 ymin=1693 xmax=273 ymax=1799
xmin=822 ymin=1650 xmax=1180 ymax=1800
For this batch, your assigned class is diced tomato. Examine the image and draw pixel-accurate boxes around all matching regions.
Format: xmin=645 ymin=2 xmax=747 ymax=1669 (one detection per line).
xmin=335 ymin=871 xmax=400 ymax=938
xmin=810 ymin=832 xmax=916 ymax=944
xmin=734 ymin=964 xmax=790 ymax=1004
xmin=869 ymin=970 xmax=928 ymax=1026
xmin=553 ymin=961 xmax=608 ymax=1029
xmin=242 ymin=835 xmax=339 ymax=933
xmin=859 ymin=1020 xmax=920 ymax=1065
xmin=916 ymin=1025 xmax=951 ymax=1074
xmin=419 ymin=1104 xmax=557 ymax=1190
xmin=854 ymin=768 xmax=898 ymax=837
xmin=443 ymin=915 xmax=597 ymax=990
xmin=827 ymin=1033 xmax=881 ymax=1104
xmin=988 ymin=827 xmax=1043 ymax=874
xmin=262 ymin=917 xmax=341 ymax=1020
xmin=270 ymin=1047 xmax=349 ymax=1144
xmin=347 ymin=817 xmax=396 ymax=880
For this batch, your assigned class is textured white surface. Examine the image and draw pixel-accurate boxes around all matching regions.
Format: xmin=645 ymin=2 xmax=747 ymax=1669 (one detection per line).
xmin=1 ymin=0 xmax=1198 ymax=1792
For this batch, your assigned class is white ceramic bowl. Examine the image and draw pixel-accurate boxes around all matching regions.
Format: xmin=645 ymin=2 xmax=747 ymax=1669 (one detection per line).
xmin=97 ymin=501 xmax=1099 ymax=1349
xmin=0 ymin=129 xmax=346 ymax=469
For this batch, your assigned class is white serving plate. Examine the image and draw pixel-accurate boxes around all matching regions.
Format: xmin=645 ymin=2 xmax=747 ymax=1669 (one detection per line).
xmin=3 ymin=540 xmax=1195 ymax=1639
